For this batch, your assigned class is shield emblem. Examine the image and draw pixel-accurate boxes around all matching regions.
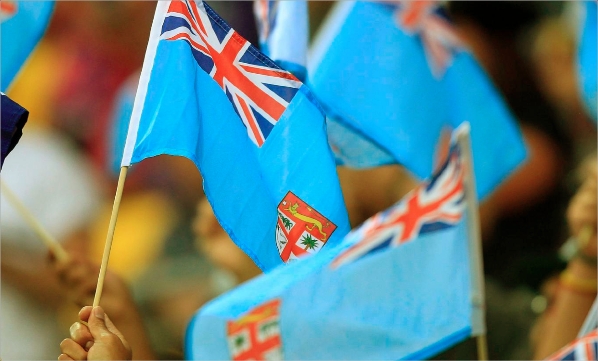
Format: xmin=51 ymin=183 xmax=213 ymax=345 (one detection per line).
xmin=227 ymin=299 xmax=283 ymax=361
xmin=276 ymin=191 xmax=337 ymax=263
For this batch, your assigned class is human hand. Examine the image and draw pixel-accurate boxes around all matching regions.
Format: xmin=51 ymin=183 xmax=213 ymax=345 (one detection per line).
xmin=51 ymin=252 xmax=97 ymax=307
xmin=59 ymin=306 xmax=132 ymax=361
xmin=50 ymin=252 xmax=137 ymax=321
xmin=51 ymin=252 xmax=156 ymax=360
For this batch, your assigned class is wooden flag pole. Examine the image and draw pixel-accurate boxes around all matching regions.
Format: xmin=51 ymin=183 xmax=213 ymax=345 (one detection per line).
xmin=92 ymin=166 xmax=128 ymax=307
xmin=0 ymin=179 xmax=69 ymax=263
xmin=455 ymin=123 xmax=489 ymax=361
xmin=475 ymin=333 xmax=489 ymax=361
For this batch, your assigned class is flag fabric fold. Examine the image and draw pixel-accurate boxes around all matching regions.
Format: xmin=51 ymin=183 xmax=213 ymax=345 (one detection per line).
xmin=186 ymin=134 xmax=477 ymax=360
xmin=308 ymin=1 xmax=527 ymax=199
xmin=121 ymin=0 xmax=350 ymax=271
xmin=1 ymin=0 xmax=54 ymax=91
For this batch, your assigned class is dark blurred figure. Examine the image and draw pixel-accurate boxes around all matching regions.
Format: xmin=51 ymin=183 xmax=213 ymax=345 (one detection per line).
xmin=449 ymin=1 xmax=574 ymax=291
xmin=439 ymin=2 xmax=591 ymax=359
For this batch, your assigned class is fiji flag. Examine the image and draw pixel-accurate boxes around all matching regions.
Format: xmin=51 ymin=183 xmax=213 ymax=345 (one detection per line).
xmin=186 ymin=130 xmax=482 ymax=360
xmin=309 ymin=1 xmax=527 ymax=199
xmin=253 ymin=0 xmax=308 ymax=82
xmin=577 ymin=1 xmax=597 ymax=122
xmin=121 ymin=0 xmax=350 ymax=271
xmin=1 ymin=0 xmax=54 ymax=91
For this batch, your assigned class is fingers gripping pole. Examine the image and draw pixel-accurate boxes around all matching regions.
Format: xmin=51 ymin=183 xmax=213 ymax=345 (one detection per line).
xmin=0 ymin=179 xmax=69 ymax=263
xmin=93 ymin=166 xmax=128 ymax=307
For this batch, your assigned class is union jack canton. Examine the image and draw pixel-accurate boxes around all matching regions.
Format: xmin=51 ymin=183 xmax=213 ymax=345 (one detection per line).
xmin=332 ymin=144 xmax=465 ymax=269
xmin=160 ymin=0 xmax=301 ymax=147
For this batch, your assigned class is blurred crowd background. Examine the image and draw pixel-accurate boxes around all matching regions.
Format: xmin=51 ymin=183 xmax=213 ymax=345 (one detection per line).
xmin=1 ymin=1 xmax=596 ymax=360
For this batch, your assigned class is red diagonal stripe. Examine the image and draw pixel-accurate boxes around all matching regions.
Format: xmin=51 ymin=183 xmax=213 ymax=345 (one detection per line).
xmin=240 ymin=63 xmax=299 ymax=81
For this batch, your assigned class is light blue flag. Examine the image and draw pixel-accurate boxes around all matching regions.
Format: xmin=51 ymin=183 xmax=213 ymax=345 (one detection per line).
xmin=253 ymin=0 xmax=308 ymax=81
xmin=121 ymin=0 xmax=350 ymax=271
xmin=577 ymin=1 xmax=597 ymax=123
xmin=1 ymin=1 xmax=54 ymax=91
xmin=186 ymin=138 xmax=480 ymax=360
xmin=308 ymin=1 xmax=527 ymax=200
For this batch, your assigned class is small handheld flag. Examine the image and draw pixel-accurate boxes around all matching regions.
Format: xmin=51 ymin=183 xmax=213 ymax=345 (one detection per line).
xmin=120 ymin=0 xmax=350 ymax=271
xmin=186 ymin=124 xmax=487 ymax=360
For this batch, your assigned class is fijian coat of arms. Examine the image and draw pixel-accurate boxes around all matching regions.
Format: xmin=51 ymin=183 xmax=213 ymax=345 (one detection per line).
xmin=227 ymin=299 xmax=283 ymax=361
xmin=276 ymin=191 xmax=337 ymax=263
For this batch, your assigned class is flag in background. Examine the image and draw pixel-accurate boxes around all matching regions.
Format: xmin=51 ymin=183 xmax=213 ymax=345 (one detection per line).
xmin=121 ymin=0 xmax=350 ymax=271
xmin=577 ymin=0 xmax=597 ymax=123
xmin=253 ymin=0 xmax=308 ymax=81
xmin=308 ymin=1 xmax=527 ymax=200
xmin=251 ymin=0 xmax=397 ymax=168
xmin=186 ymin=136 xmax=478 ymax=360
xmin=1 ymin=0 xmax=54 ymax=91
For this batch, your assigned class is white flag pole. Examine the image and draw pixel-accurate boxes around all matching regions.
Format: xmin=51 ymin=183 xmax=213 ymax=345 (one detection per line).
xmin=455 ymin=122 xmax=488 ymax=361
xmin=1 ymin=179 xmax=69 ymax=263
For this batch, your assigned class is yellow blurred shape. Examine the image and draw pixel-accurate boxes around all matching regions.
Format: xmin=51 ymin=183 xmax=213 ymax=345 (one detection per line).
xmin=89 ymin=190 xmax=179 ymax=282
xmin=6 ymin=40 xmax=66 ymax=127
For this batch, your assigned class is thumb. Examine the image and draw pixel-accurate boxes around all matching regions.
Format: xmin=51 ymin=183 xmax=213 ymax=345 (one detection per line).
xmin=88 ymin=307 xmax=129 ymax=348
xmin=88 ymin=306 xmax=112 ymax=340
